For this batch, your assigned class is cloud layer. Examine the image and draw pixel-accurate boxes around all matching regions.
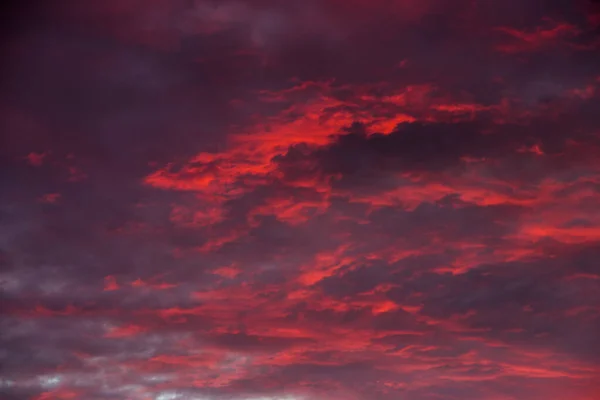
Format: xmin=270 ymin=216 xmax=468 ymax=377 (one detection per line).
xmin=2 ymin=0 xmax=600 ymax=399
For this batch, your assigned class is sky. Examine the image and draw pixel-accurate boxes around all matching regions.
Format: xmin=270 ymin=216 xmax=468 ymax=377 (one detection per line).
xmin=1 ymin=0 xmax=600 ymax=399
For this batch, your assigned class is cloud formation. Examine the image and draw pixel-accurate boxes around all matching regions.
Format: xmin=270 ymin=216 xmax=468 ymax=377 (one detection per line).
xmin=1 ymin=0 xmax=600 ymax=399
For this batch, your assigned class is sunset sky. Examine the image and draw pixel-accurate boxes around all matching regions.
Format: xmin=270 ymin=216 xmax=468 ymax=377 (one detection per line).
xmin=2 ymin=1 xmax=600 ymax=399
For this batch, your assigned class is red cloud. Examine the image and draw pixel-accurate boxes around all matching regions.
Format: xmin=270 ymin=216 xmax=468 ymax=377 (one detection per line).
xmin=2 ymin=1 xmax=600 ymax=399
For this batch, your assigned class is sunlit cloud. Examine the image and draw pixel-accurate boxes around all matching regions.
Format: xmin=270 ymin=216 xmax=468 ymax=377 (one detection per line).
xmin=1 ymin=1 xmax=600 ymax=399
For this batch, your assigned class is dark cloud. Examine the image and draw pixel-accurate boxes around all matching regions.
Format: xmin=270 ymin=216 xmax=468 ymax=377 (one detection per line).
xmin=277 ymin=91 xmax=600 ymax=187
